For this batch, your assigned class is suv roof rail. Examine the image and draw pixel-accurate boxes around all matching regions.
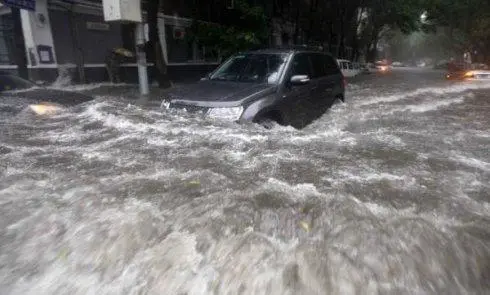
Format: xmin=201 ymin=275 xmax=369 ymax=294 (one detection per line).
xmin=253 ymin=45 xmax=324 ymax=52
xmin=275 ymin=44 xmax=324 ymax=51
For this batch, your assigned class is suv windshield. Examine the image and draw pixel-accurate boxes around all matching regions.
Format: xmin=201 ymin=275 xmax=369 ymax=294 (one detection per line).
xmin=210 ymin=53 xmax=288 ymax=84
xmin=0 ymin=75 xmax=36 ymax=92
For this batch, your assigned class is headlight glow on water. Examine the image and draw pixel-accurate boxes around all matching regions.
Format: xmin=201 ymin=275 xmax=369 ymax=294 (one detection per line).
xmin=207 ymin=106 xmax=243 ymax=121
xmin=28 ymin=102 xmax=63 ymax=116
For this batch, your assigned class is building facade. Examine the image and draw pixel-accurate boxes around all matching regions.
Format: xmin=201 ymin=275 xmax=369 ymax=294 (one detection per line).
xmin=0 ymin=0 xmax=220 ymax=83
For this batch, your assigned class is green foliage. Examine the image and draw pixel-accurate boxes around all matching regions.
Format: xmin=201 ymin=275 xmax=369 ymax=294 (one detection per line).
xmin=425 ymin=0 xmax=490 ymax=53
xmin=366 ymin=0 xmax=427 ymax=33
xmin=188 ymin=0 xmax=268 ymax=59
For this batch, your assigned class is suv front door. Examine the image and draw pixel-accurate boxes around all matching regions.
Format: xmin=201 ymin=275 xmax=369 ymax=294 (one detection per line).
xmin=282 ymin=53 xmax=316 ymax=128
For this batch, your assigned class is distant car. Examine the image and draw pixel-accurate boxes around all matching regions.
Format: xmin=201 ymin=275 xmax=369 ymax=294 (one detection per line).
xmin=392 ymin=61 xmax=404 ymax=67
xmin=375 ymin=61 xmax=391 ymax=73
xmin=337 ymin=59 xmax=361 ymax=77
xmin=161 ymin=49 xmax=345 ymax=129
xmin=471 ymin=63 xmax=489 ymax=70
xmin=446 ymin=69 xmax=490 ymax=81
xmin=0 ymin=72 xmax=94 ymax=115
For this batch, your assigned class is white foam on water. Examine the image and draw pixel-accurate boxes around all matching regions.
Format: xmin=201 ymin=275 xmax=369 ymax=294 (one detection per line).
xmin=262 ymin=178 xmax=323 ymax=200
xmin=48 ymin=82 xmax=132 ymax=92
xmin=357 ymin=81 xmax=490 ymax=106
xmin=2 ymin=75 xmax=490 ymax=294
xmin=392 ymin=96 xmax=466 ymax=114
xmin=51 ymin=65 xmax=74 ymax=87
xmin=332 ymin=171 xmax=419 ymax=190
xmin=451 ymin=154 xmax=490 ymax=172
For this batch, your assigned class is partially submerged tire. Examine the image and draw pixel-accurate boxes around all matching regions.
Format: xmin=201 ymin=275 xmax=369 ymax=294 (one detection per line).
xmin=256 ymin=117 xmax=276 ymax=129
xmin=254 ymin=111 xmax=283 ymax=129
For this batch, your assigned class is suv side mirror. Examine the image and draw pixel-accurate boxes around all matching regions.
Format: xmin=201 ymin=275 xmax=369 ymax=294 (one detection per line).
xmin=290 ymin=75 xmax=310 ymax=85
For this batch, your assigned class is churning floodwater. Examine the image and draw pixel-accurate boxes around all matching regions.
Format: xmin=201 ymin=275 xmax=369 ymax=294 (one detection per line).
xmin=1 ymin=69 xmax=489 ymax=295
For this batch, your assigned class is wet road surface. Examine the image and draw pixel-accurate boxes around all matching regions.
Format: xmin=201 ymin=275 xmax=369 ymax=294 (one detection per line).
xmin=1 ymin=68 xmax=489 ymax=294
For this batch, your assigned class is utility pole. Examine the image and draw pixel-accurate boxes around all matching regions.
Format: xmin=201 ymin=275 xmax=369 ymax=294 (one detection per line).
xmin=135 ymin=23 xmax=149 ymax=95
xmin=103 ymin=0 xmax=148 ymax=95
xmin=11 ymin=7 xmax=28 ymax=79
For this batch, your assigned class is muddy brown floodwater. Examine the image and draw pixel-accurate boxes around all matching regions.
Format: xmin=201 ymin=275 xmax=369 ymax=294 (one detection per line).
xmin=1 ymin=69 xmax=489 ymax=295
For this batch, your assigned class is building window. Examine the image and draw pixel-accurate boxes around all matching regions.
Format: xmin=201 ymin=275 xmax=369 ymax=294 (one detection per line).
xmin=0 ymin=14 xmax=15 ymax=65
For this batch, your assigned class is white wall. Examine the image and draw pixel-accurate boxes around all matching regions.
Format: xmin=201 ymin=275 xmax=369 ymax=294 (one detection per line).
xmin=20 ymin=0 xmax=57 ymax=66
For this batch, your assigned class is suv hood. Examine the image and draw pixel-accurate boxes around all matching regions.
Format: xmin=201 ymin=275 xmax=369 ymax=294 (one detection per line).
xmin=166 ymin=80 xmax=275 ymax=107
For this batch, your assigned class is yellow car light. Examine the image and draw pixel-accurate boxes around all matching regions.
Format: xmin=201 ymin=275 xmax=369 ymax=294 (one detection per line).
xmin=464 ymin=71 xmax=475 ymax=78
xmin=28 ymin=102 xmax=63 ymax=115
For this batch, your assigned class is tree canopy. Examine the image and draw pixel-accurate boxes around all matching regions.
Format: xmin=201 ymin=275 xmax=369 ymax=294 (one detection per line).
xmin=147 ymin=0 xmax=490 ymax=85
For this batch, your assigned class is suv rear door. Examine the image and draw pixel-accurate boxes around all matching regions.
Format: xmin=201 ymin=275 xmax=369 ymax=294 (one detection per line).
xmin=309 ymin=53 xmax=341 ymax=116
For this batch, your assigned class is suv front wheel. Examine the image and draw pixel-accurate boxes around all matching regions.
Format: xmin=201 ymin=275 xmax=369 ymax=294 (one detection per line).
xmin=254 ymin=111 xmax=283 ymax=129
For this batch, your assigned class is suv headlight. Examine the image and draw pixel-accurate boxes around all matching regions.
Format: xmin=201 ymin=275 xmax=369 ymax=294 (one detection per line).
xmin=207 ymin=106 xmax=243 ymax=121
xmin=29 ymin=102 xmax=63 ymax=115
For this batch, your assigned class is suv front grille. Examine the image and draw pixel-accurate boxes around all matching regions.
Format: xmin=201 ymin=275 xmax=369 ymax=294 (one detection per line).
xmin=169 ymin=103 xmax=209 ymax=114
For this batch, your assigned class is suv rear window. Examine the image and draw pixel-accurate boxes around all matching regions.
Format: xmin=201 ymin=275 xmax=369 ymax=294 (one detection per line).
xmin=309 ymin=53 xmax=340 ymax=78
xmin=323 ymin=55 xmax=340 ymax=75
xmin=310 ymin=54 xmax=327 ymax=78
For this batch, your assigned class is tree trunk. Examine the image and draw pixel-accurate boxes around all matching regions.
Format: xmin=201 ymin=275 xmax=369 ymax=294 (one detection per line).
xmin=338 ymin=6 xmax=346 ymax=58
xmin=148 ymin=0 xmax=171 ymax=88
xmin=293 ymin=0 xmax=301 ymax=44
xmin=350 ymin=6 xmax=364 ymax=61
xmin=367 ymin=33 xmax=378 ymax=62
xmin=329 ymin=21 xmax=334 ymax=54
xmin=333 ymin=0 xmax=344 ymax=58
xmin=306 ymin=0 xmax=319 ymax=43
xmin=11 ymin=8 xmax=28 ymax=79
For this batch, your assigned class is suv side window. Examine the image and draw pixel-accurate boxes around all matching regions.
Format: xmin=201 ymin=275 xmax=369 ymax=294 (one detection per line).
xmin=290 ymin=53 xmax=312 ymax=77
xmin=310 ymin=53 xmax=327 ymax=78
xmin=324 ymin=55 xmax=341 ymax=75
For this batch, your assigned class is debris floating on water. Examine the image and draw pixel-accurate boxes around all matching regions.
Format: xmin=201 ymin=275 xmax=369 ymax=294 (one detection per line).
xmin=299 ymin=220 xmax=311 ymax=232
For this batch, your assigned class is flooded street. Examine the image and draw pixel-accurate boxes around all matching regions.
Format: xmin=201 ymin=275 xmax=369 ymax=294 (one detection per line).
xmin=1 ymin=69 xmax=489 ymax=294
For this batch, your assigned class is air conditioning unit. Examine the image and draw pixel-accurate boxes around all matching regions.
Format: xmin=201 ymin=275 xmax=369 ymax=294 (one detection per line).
xmin=103 ymin=0 xmax=142 ymax=23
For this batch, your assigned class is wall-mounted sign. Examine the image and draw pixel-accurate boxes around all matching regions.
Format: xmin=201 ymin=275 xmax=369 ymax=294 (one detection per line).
xmin=173 ymin=27 xmax=185 ymax=40
xmin=37 ymin=45 xmax=54 ymax=64
xmin=1 ymin=0 xmax=35 ymax=11
xmin=86 ymin=22 xmax=110 ymax=31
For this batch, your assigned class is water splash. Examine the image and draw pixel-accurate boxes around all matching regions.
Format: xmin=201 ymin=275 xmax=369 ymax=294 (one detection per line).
xmin=1 ymin=72 xmax=490 ymax=294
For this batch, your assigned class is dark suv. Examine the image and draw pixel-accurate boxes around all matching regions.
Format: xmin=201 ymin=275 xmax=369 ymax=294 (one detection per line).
xmin=162 ymin=48 xmax=345 ymax=128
